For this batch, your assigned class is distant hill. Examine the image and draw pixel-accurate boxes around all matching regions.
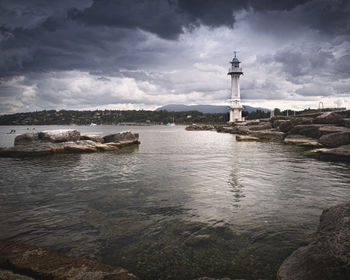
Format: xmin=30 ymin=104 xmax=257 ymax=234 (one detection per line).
xmin=155 ymin=104 xmax=270 ymax=113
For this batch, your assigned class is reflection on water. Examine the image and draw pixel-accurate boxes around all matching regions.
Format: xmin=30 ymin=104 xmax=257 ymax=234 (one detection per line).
xmin=0 ymin=125 xmax=350 ymax=280
xmin=228 ymin=169 xmax=245 ymax=204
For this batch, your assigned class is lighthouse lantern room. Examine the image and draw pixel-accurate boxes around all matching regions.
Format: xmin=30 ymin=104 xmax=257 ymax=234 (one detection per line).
xmin=228 ymin=51 xmax=243 ymax=122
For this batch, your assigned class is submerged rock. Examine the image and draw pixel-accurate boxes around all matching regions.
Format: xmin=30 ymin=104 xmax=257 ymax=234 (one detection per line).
xmin=0 ymin=269 xmax=34 ymax=280
xmin=277 ymin=203 xmax=350 ymax=280
xmin=0 ymin=241 xmax=139 ymax=280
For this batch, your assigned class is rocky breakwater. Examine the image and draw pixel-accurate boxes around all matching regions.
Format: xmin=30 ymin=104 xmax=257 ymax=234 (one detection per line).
xmin=277 ymin=203 xmax=350 ymax=280
xmin=0 ymin=129 xmax=140 ymax=157
xmin=186 ymin=110 xmax=350 ymax=162
xmin=0 ymin=240 xmax=138 ymax=280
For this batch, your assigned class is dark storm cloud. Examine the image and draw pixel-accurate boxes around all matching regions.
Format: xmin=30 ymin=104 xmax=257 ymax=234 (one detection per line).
xmin=70 ymin=0 xmax=312 ymax=39
xmin=0 ymin=0 xmax=349 ymax=113
xmin=1 ymin=0 xmax=348 ymax=79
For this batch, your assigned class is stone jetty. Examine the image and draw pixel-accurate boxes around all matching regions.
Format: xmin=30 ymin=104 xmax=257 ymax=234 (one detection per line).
xmin=186 ymin=110 xmax=350 ymax=162
xmin=0 ymin=129 xmax=140 ymax=157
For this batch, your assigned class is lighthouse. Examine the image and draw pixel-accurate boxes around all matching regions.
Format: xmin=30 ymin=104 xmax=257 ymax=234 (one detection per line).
xmin=228 ymin=52 xmax=243 ymax=122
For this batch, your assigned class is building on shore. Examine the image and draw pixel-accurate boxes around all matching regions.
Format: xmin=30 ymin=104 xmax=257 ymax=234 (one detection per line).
xmin=228 ymin=52 xmax=244 ymax=122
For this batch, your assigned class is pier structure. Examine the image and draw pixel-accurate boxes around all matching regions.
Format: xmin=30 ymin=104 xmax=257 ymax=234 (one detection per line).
xmin=228 ymin=52 xmax=243 ymax=122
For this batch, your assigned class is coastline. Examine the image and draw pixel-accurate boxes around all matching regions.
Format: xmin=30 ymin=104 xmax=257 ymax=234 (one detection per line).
xmin=186 ymin=110 xmax=350 ymax=162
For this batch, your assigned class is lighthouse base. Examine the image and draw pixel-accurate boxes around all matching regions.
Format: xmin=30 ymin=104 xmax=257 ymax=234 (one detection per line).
xmin=229 ymin=107 xmax=243 ymax=123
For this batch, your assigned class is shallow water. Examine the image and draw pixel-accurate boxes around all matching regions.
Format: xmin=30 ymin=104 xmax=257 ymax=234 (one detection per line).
xmin=0 ymin=125 xmax=349 ymax=279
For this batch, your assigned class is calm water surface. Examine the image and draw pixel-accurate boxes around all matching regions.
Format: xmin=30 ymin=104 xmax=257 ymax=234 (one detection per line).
xmin=0 ymin=125 xmax=349 ymax=279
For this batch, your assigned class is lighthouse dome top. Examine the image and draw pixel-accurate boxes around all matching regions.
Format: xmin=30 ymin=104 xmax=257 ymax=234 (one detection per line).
xmin=232 ymin=57 xmax=240 ymax=63
xmin=231 ymin=51 xmax=240 ymax=64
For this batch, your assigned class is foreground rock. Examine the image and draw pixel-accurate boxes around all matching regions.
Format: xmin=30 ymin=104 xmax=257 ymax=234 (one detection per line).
xmin=0 ymin=241 xmax=138 ymax=280
xmin=0 ymin=129 xmax=140 ymax=157
xmin=277 ymin=203 xmax=350 ymax=280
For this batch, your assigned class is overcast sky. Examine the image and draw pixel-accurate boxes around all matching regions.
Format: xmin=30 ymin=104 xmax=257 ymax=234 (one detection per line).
xmin=0 ymin=0 xmax=349 ymax=114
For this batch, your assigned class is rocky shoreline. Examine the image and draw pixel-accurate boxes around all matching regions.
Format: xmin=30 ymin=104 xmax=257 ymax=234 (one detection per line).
xmin=0 ymin=129 xmax=140 ymax=157
xmin=186 ymin=110 xmax=350 ymax=162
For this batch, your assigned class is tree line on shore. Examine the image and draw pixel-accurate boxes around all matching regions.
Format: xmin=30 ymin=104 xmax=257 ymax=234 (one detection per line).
xmin=0 ymin=108 xmax=329 ymax=125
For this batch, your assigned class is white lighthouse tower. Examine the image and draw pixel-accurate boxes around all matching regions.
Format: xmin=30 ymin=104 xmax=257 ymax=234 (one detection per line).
xmin=228 ymin=51 xmax=243 ymax=122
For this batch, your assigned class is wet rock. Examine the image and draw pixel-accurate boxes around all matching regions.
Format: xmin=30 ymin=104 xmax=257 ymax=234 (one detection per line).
xmin=318 ymin=125 xmax=350 ymax=136
xmin=340 ymin=118 xmax=350 ymax=128
xmin=318 ymin=132 xmax=350 ymax=148
xmin=284 ymin=135 xmax=321 ymax=147
xmin=0 ymin=269 xmax=34 ymax=280
xmin=245 ymin=120 xmax=261 ymax=126
xmin=289 ymin=125 xmax=322 ymax=139
xmin=0 ymin=241 xmax=139 ymax=280
xmin=304 ymin=145 xmax=350 ymax=162
xmin=217 ymin=126 xmax=236 ymax=133
xmin=0 ymin=131 xmax=140 ymax=157
xmin=277 ymin=203 xmax=350 ymax=280
xmin=185 ymin=234 xmax=212 ymax=247
xmin=247 ymin=122 xmax=272 ymax=131
xmin=278 ymin=120 xmax=293 ymax=133
xmin=235 ymin=126 xmax=251 ymax=135
xmin=236 ymin=135 xmax=260 ymax=141
xmin=14 ymin=133 xmax=39 ymax=146
xmin=249 ymin=129 xmax=286 ymax=141
xmin=103 ymin=131 xmax=139 ymax=143
xmin=272 ymin=118 xmax=289 ymax=129
xmin=80 ymin=134 xmax=104 ymax=143
xmin=38 ymin=129 xmax=81 ymax=142
xmin=291 ymin=117 xmax=314 ymax=126
xmin=313 ymin=111 xmax=343 ymax=125
xmin=334 ymin=109 xmax=350 ymax=118
xmin=193 ymin=277 xmax=233 ymax=280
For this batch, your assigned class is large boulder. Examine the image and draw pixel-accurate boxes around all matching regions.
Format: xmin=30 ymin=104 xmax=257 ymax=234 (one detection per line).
xmin=336 ymin=109 xmax=350 ymax=118
xmin=278 ymin=120 xmax=293 ymax=133
xmin=277 ymin=203 xmax=350 ymax=280
xmin=103 ymin=131 xmax=139 ymax=143
xmin=289 ymin=125 xmax=322 ymax=139
xmin=80 ymin=134 xmax=104 ymax=143
xmin=38 ymin=129 xmax=81 ymax=142
xmin=14 ymin=133 xmax=39 ymax=146
xmin=314 ymin=111 xmax=343 ymax=125
xmin=318 ymin=125 xmax=350 ymax=136
xmin=319 ymin=132 xmax=350 ymax=148
xmin=291 ymin=117 xmax=314 ymax=126
xmin=340 ymin=118 xmax=350 ymax=128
